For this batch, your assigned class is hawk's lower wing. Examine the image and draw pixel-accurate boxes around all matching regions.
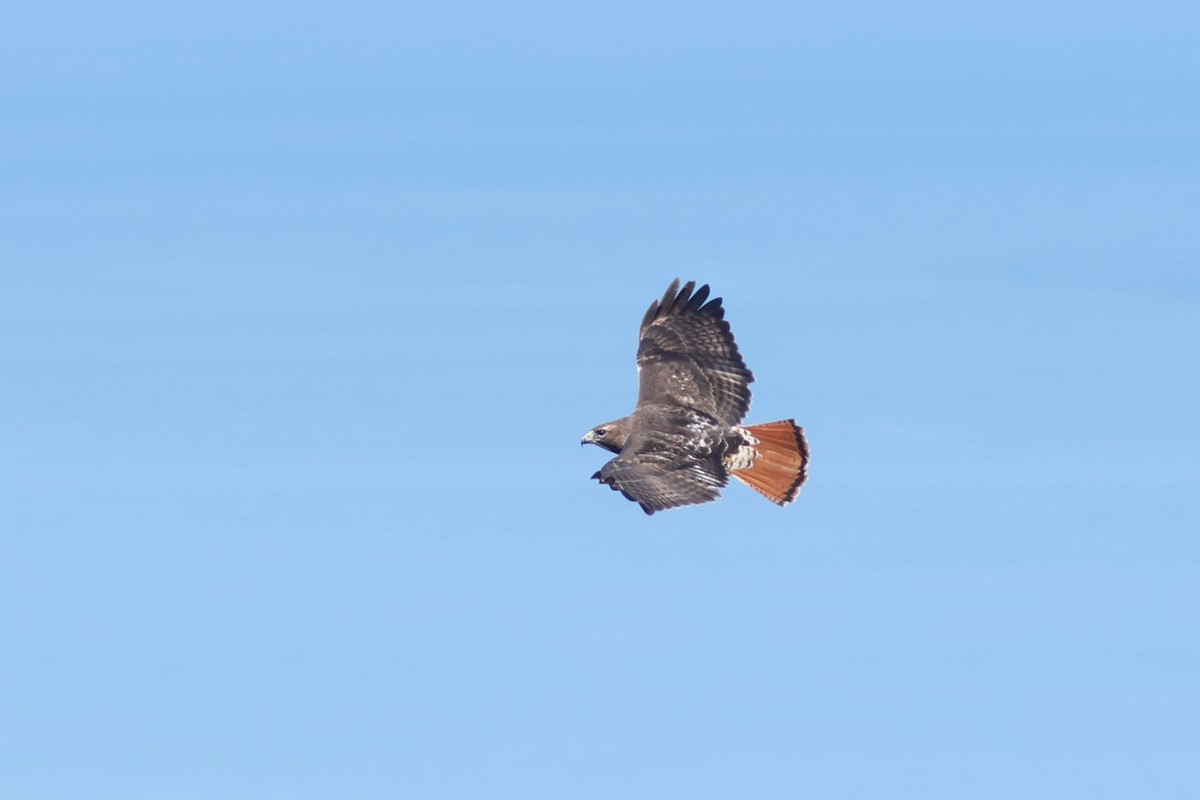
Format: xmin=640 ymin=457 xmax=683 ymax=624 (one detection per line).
xmin=593 ymin=435 xmax=727 ymax=515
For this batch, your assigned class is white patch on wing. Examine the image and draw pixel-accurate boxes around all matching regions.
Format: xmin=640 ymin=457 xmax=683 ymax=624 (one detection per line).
xmin=724 ymin=426 xmax=760 ymax=471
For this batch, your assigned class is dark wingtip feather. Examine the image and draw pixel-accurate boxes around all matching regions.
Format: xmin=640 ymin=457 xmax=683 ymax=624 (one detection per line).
xmin=591 ymin=471 xmax=602 ymax=481
xmin=665 ymin=280 xmax=695 ymax=316
xmin=660 ymin=278 xmax=682 ymax=311
xmin=672 ymin=280 xmax=723 ymax=319
xmin=684 ymin=283 xmax=711 ymax=312
xmin=699 ymin=295 xmax=725 ymax=319
xmin=640 ymin=503 xmax=654 ymax=515
xmin=641 ymin=277 xmax=681 ymax=331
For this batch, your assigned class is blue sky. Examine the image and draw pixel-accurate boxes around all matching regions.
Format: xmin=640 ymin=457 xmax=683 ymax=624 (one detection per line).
xmin=2 ymin=1 xmax=1198 ymax=798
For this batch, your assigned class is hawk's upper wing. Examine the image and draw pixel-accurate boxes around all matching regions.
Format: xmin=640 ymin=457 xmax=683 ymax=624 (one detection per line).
xmin=635 ymin=279 xmax=754 ymax=426
xmin=594 ymin=429 xmax=727 ymax=515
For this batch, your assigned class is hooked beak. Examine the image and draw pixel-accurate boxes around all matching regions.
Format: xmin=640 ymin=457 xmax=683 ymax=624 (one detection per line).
xmin=580 ymin=430 xmax=595 ymax=446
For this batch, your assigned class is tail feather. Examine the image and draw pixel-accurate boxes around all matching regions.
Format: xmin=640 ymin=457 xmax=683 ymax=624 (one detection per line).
xmin=727 ymin=420 xmax=809 ymax=506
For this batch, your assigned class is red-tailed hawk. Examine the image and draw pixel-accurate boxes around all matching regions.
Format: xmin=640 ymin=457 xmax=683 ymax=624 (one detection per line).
xmin=582 ymin=279 xmax=809 ymax=515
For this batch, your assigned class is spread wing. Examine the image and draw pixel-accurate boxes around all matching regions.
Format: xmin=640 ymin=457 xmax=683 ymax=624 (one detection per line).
xmin=636 ymin=279 xmax=754 ymax=427
xmin=594 ymin=429 xmax=728 ymax=515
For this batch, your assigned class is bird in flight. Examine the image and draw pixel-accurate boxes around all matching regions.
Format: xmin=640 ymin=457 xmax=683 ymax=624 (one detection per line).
xmin=582 ymin=279 xmax=809 ymax=514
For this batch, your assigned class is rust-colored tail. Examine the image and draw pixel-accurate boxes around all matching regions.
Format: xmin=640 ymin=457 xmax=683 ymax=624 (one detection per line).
xmin=727 ymin=420 xmax=809 ymax=506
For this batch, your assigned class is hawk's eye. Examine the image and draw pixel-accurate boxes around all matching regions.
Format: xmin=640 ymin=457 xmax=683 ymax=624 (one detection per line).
xmin=595 ymin=428 xmax=607 ymax=437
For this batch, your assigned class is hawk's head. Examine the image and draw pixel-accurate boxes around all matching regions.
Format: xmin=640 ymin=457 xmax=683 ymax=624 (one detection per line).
xmin=581 ymin=418 xmax=630 ymax=454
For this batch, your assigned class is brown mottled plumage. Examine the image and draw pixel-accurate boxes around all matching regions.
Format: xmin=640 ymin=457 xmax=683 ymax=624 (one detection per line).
xmin=582 ymin=279 xmax=809 ymax=515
